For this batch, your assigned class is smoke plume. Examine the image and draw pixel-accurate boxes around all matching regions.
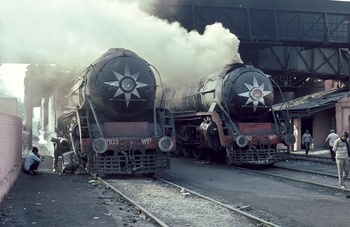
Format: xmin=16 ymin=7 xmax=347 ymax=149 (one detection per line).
xmin=0 ymin=0 xmax=242 ymax=86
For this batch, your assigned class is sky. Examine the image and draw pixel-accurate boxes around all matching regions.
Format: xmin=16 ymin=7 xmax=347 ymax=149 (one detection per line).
xmin=0 ymin=0 xmax=243 ymax=101
xmin=0 ymin=63 xmax=28 ymax=101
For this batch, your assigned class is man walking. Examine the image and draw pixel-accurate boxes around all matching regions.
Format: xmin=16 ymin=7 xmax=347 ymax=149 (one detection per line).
xmin=325 ymin=129 xmax=339 ymax=161
xmin=302 ymin=130 xmax=314 ymax=155
xmin=333 ymin=131 xmax=350 ymax=189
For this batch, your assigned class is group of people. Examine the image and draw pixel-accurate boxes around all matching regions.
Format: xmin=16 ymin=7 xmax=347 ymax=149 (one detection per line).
xmin=302 ymin=129 xmax=350 ymax=189
xmin=22 ymin=134 xmax=80 ymax=176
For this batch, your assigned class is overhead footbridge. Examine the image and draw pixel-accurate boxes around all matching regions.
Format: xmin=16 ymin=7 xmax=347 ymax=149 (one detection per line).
xmin=146 ymin=0 xmax=350 ymax=90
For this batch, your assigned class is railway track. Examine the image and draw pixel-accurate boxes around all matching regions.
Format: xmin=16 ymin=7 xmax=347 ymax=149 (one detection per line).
xmin=288 ymin=153 xmax=335 ymax=165
xmin=234 ymin=160 xmax=350 ymax=193
xmin=97 ymin=176 xmax=279 ymax=227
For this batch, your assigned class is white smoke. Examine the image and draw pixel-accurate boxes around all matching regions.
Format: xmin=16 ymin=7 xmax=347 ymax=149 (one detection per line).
xmin=0 ymin=0 xmax=242 ymax=86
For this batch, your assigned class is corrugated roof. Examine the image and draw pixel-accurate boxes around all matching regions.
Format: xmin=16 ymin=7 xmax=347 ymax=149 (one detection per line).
xmin=273 ymin=88 xmax=350 ymax=117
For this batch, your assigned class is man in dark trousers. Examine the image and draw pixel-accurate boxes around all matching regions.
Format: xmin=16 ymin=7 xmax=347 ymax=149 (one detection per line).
xmin=302 ymin=129 xmax=314 ymax=155
xmin=325 ymin=129 xmax=339 ymax=161
xmin=51 ymin=137 xmax=70 ymax=172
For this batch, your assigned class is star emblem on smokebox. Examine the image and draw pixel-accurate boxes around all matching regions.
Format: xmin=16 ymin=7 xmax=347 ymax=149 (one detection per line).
xmin=237 ymin=76 xmax=271 ymax=112
xmin=104 ymin=63 xmax=149 ymax=107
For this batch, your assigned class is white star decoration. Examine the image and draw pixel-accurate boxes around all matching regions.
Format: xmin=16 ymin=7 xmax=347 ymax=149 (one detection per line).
xmin=104 ymin=63 xmax=149 ymax=107
xmin=238 ymin=76 xmax=272 ymax=112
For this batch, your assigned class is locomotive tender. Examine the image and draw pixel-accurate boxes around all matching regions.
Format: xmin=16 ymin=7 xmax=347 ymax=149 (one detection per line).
xmin=164 ymin=63 xmax=295 ymax=165
xmin=55 ymin=48 xmax=175 ymax=176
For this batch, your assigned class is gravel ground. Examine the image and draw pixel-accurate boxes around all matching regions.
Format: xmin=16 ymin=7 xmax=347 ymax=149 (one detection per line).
xmin=156 ymin=157 xmax=350 ymax=227
xmin=104 ymin=176 xmax=259 ymax=227
xmin=0 ymin=157 xmax=156 ymax=227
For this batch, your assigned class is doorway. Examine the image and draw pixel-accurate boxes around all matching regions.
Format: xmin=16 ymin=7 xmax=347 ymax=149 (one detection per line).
xmin=301 ymin=117 xmax=314 ymax=149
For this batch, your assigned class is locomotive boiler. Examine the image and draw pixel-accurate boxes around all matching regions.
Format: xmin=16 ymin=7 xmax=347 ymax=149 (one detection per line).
xmin=55 ymin=48 xmax=175 ymax=176
xmin=164 ymin=63 xmax=295 ymax=165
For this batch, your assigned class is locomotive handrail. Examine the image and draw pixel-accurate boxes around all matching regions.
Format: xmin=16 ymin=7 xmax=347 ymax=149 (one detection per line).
xmin=269 ymin=76 xmax=290 ymax=116
xmin=65 ymin=65 xmax=91 ymax=97
xmin=221 ymin=101 xmax=240 ymax=136
xmin=87 ymin=98 xmax=104 ymax=138
xmin=149 ymin=63 xmax=165 ymax=107
xmin=199 ymin=89 xmax=215 ymax=95
xmin=149 ymin=63 xmax=163 ymax=137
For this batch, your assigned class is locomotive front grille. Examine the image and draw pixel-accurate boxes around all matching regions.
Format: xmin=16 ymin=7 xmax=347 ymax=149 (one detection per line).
xmin=231 ymin=148 xmax=289 ymax=164
xmin=88 ymin=150 xmax=170 ymax=175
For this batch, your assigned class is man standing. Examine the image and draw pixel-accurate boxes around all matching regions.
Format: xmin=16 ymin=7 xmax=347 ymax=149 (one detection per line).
xmin=51 ymin=137 xmax=70 ymax=172
xmin=22 ymin=147 xmax=44 ymax=175
xmin=332 ymin=131 xmax=350 ymax=189
xmin=325 ymin=129 xmax=339 ymax=161
xmin=302 ymin=130 xmax=314 ymax=155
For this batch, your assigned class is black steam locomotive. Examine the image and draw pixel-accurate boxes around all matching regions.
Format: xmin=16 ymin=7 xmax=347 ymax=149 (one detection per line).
xmin=55 ymin=48 xmax=176 ymax=176
xmin=164 ymin=63 xmax=295 ymax=165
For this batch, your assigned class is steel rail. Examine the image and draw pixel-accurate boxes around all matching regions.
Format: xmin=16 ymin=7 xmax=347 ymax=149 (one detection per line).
xmin=273 ymin=163 xmax=337 ymax=178
xmin=232 ymin=166 xmax=350 ymax=192
xmin=288 ymin=154 xmax=335 ymax=165
xmin=155 ymin=177 xmax=280 ymax=227
xmin=97 ymin=177 xmax=169 ymax=227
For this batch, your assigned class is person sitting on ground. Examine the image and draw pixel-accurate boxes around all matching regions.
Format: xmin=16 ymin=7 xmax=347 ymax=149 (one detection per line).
xmin=22 ymin=147 xmax=44 ymax=175
xmin=61 ymin=151 xmax=80 ymax=174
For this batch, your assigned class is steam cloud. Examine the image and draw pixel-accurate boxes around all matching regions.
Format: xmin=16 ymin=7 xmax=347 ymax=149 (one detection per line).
xmin=0 ymin=0 xmax=242 ymax=86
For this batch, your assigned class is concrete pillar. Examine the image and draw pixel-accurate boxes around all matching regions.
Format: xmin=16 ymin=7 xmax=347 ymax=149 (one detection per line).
xmin=335 ymin=97 xmax=350 ymax=134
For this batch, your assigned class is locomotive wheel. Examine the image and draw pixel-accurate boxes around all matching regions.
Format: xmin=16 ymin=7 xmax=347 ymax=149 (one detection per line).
xmin=174 ymin=141 xmax=182 ymax=157
xmin=74 ymin=141 xmax=83 ymax=158
xmin=192 ymin=149 xmax=202 ymax=160
xmin=208 ymin=137 xmax=220 ymax=150
xmin=205 ymin=150 xmax=213 ymax=162
xmin=181 ymin=145 xmax=191 ymax=157
xmin=173 ymin=148 xmax=181 ymax=157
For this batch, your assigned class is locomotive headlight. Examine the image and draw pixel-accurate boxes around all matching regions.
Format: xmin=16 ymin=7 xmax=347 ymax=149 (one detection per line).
xmin=158 ymin=136 xmax=174 ymax=152
xmin=250 ymin=88 xmax=263 ymax=101
xmin=235 ymin=135 xmax=248 ymax=147
xmin=120 ymin=77 xmax=136 ymax=92
xmin=93 ymin=138 xmax=108 ymax=154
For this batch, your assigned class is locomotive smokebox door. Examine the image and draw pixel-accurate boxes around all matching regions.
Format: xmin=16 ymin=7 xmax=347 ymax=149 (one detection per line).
xmin=86 ymin=50 xmax=157 ymax=121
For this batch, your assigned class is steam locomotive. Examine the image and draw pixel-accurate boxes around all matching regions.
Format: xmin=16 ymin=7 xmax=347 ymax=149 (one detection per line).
xmin=53 ymin=48 xmax=176 ymax=176
xmin=164 ymin=63 xmax=295 ymax=165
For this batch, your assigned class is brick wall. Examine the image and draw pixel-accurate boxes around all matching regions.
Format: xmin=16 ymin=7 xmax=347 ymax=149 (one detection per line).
xmin=0 ymin=112 xmax=22 ymax=202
